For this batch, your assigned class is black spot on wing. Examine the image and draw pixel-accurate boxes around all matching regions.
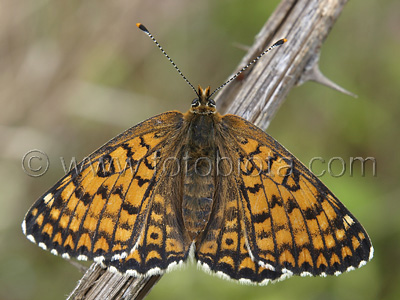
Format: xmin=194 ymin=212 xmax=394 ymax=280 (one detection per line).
xmin=97 ymin=154 xmax=116 ymax=177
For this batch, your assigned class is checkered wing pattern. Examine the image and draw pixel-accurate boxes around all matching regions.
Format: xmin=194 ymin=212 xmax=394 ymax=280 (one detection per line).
xmin=196 ymin=115 xmax=373 ymax=283
xmin=22 ymin=111 xmax=192 ymax=275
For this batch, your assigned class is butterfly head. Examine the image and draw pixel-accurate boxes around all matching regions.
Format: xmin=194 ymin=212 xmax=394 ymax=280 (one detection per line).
xmin=190 ymin=85 xmax=217 ymax=115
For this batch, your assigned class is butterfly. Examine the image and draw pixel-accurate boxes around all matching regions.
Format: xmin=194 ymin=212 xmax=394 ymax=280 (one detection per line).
xmin=22 ymin=23 xmax=373 ymax=285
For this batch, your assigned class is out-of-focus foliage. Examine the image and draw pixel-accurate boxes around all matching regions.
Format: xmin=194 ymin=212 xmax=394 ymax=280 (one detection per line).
xmin=1 ymin=0 xmax=398 ymax=299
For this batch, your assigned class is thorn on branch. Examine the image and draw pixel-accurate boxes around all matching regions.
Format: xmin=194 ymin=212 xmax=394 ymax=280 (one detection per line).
xmin=298 ymin=52 xmax=358 ymax=98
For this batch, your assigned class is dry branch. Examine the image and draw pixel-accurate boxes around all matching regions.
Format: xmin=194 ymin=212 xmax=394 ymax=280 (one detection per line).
xmin=67 ymin=0 xmax=349 ymax=298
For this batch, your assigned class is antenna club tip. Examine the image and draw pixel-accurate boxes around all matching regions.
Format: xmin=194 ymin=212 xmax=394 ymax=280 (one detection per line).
xmin=136 ymin=23 xmax=149 ymax=33
xmin=274 ymin=38 xmax=287 ymax=46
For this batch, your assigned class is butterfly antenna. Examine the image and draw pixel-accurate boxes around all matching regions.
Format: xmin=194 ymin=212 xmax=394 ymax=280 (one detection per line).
xmin=209 ymin=38 xmax=287 ymax=98
xmin=136 ymin=23 xmax=199 ymax=97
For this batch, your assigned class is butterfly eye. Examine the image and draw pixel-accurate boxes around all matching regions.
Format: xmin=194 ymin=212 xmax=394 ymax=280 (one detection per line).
xmin=207 ymin=99 xmax=216 ymax=108
xmin=191 ymin=99 xmax=200 ymax=107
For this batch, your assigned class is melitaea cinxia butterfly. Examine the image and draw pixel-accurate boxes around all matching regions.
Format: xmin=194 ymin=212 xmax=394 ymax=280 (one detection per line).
xmin=22 ymin=23 xmax=373 ymax=284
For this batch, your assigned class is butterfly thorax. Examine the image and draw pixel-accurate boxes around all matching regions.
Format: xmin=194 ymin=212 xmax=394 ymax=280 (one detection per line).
xmin=182 ymin=86 xmax=220 ymax=239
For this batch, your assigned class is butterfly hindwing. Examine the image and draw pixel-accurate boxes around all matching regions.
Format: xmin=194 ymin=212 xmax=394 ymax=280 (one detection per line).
xmin=22 ymin=111 xmax=191 ymax=274
xmin=108 ymin=171 xmax=192 ymax=276
xmin=196 ymin=167 xmax=286 ymax=284
xmin=220 ymin=114 xmax=373 ymax=278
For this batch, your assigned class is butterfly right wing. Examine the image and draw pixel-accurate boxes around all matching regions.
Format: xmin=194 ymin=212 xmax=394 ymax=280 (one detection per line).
xmin=22 ymin=111 xmax=191 ymax=274
xmin=196 ymin=114 xmax=372 ymax=284
xmin=220 ymin=115 xmax=373 ymax=277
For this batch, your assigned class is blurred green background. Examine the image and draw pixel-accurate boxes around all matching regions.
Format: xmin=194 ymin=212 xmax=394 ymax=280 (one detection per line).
xmin=1 ymin=0 xmax=398 ymax=299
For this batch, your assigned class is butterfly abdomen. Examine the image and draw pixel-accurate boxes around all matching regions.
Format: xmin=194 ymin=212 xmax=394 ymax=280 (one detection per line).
xmin=182 ymin=113 xmax=218 ymax=237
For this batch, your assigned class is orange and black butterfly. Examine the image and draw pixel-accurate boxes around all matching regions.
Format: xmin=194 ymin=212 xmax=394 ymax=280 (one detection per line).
xmin=22 ymin=24 xmax=373 ymax=284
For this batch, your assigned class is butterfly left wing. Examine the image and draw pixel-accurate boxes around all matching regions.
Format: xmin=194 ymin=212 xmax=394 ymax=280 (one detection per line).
xmin=22 ymin=111 xmax=192 ymax=275
xmin=215 ymin=115 xmax=373 ymax=279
